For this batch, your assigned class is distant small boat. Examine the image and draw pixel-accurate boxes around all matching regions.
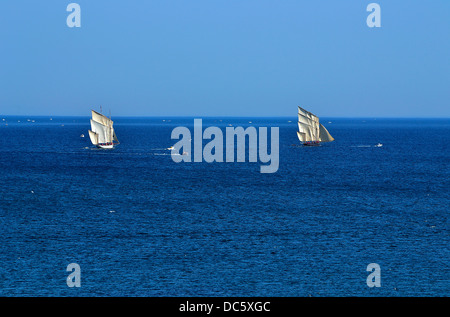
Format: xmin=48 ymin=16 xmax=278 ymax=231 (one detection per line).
xmin=297 ymin=106 xmax=334 ymax=146
xmin=167 ymin=146 xmax=175 ymax=150
xmin=375 ymin=143 xmax=383 ymax=147
xmin=88 ymin=109 xmax=119 ymax=149
xmin=80 ymin=134 xmax=85 ymax=138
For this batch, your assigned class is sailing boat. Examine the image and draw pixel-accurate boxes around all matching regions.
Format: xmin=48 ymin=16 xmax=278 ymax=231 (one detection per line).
xmin=297 ymin=106 xmax=334 ymax=146
xmin=88 ymin=109 xmax=119 ymax=149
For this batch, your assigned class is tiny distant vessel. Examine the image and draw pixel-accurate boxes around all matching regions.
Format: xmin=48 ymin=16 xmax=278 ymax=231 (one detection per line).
xmin=80 ymin=134 xmax=85 ymax=138
xmin=167 ymin=146 xmax=175 ymax=150
xmin=88 ymin=109 xmax=119 ymax=149
xmin=297 ymin=106 xmax=334 ymax=146
xmin=375 ymin=143 xmax=383 ymax=147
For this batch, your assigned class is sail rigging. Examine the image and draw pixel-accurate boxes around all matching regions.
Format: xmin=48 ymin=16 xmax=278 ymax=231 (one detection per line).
xmin=297 ymin=106 xmax=334 ymax=144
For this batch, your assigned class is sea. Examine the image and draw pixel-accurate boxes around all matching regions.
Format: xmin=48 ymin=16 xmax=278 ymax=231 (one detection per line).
xmin=0 ymin=116 xmax=448 ymax=297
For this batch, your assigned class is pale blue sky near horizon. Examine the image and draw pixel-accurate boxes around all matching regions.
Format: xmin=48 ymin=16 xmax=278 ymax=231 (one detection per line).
xmin=0 ymin=1 xmax=449 ymax=117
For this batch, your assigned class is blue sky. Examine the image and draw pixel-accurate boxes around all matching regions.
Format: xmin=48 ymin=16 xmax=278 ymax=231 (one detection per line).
xmin=0 ymin=0 xmax=449 ymax=117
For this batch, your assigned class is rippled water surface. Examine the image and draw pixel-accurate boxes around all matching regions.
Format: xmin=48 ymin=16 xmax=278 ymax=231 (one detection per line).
xmin=0 ymin=117 xmax=448 ymax=296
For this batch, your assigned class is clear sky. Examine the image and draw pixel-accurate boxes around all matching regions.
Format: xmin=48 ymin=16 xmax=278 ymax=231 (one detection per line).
xmin=0 ymin=0 xmax=449 ymax=117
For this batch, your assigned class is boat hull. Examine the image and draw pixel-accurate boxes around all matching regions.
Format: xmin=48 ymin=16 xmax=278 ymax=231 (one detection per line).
xmin=302 ymin=141 xmax=321 ymax=146
xmin=97 ymin=143 xmax=114 ymax=149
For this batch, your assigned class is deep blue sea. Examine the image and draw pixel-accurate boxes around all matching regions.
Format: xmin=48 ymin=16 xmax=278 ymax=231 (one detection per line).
xmin=0 ymin=116 xmax=448 ymax=296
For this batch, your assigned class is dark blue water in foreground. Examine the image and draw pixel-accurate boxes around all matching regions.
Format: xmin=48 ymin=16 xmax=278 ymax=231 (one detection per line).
xmin=0 ymin=116 xmax=448 ymax=296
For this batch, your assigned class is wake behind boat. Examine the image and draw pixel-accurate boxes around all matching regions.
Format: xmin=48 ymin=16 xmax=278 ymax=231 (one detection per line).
xmin=297 ymin=106 xmax=334 ymax=146
xmin=88 ymin=109 xmax=119 ymax=149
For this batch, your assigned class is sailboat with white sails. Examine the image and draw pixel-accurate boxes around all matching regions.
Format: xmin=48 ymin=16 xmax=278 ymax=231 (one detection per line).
xmin=297 ymin=106 xmax=334 ymax=146
xmin=88 ymin=109 xmax=119 ymax=149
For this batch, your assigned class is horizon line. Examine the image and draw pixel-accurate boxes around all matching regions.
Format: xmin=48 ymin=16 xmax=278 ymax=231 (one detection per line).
xmin=0 ymin=114 xmax=449 ymax=119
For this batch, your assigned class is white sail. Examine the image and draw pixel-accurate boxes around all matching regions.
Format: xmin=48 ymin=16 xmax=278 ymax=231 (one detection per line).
xmin=88 ymin=130 xmax=98 ymax=145
xmin=297 ymin=131 xmax=307 ymax=143
xmin=92 ymin=110 xmax=113 ymax=127
xmin=298 ymin=121 xmax=313 ymax=141
xmin=298 ymin=106 xmax=320 ymax=141
xmin=88 ymin=109 xmax=119 ymax=147
xmin=297 ymin=113 xmax=316 ymax=127
xmin=319 ymin=123 xmax=334 ymax=142
xmin=298 ymin=106 xmax=319 ymax=124
xmin=297 ymin=106 xmax=334 ymax=144
xmin=92 ymin=110 xmax=117 ymax=143
xmin=90 ymin=119 xmax=109 ymax=144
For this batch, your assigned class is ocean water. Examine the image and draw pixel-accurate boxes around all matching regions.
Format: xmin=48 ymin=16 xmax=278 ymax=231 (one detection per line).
xmin=0 ymin=116 xmax=448 ymax=297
